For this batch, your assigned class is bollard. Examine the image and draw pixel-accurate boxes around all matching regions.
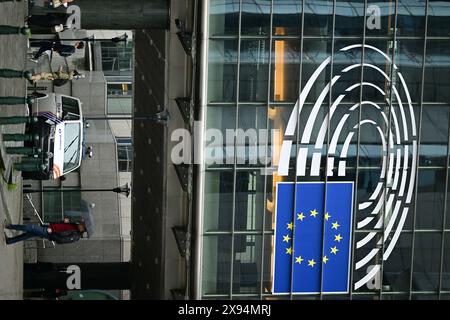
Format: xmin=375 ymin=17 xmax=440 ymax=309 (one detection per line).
xmin=6 ymin=147 xmax=42 ymax=155
xmin=0 ymin=69 xmax=32 ymax=79
xmin=0 ymin=25 xmax=30 ymax=36
xmin=0 ymin=97 xmax=34 ymax=105
xmin=3 ymin=133 xmax=39 ymax=142
xmin=0 ymin=116 xmax=38 ymax=125
xmin=14 ymin=162 xmax=47 ymax=172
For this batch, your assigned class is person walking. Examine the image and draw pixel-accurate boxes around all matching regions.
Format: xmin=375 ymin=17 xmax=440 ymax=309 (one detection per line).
xmin=26 ymin=12 xmax=72 ymax=29
xmin=28 ymin=65 xmax=85 ymax=83
xmin=30 ymin=39 xmax=84 ymax=61
xmin=4 ymin=218 xmax=86 ymax=245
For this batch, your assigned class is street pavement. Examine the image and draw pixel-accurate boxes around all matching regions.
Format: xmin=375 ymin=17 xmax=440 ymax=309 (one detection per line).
xmin=0 ymin=0 xmax=28 ymax=300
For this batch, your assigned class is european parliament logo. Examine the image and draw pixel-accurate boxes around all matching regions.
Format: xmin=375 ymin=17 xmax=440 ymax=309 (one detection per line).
xmin=273 ymin=182 xmax=353 ymax=294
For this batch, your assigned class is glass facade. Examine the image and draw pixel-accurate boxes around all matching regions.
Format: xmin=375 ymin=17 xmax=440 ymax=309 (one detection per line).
xmin=200 ymin=0 xmax=450 ymax=299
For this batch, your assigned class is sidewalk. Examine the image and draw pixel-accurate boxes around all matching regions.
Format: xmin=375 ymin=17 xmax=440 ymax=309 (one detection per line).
xmin=0 ymin=0 xmax=28 ymax=300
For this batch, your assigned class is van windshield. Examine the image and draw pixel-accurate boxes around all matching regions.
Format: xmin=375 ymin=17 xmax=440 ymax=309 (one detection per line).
xmin=62 ymin=97 xmax=80 ymax=120
xmin=64 ymin=123 xmax=81 ymax=173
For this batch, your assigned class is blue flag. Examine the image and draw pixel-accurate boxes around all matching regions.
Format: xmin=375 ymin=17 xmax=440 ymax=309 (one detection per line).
xmin=273 ymin=182 xmax=354 ymax=294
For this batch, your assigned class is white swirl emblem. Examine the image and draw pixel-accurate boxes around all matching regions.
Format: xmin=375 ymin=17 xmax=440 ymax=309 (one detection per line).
xmin=277 ymin=44 xmax=418 ymax=290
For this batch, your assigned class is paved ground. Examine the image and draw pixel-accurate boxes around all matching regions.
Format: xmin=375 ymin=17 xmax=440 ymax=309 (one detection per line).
xmin=0 ymin=0 xmax=28 ymax=300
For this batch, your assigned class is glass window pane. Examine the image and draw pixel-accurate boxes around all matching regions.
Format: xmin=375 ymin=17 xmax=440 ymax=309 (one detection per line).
xmin=239 ymin=40 xmax=270 ymax=102
xmin=209 ymin=0 xmax=240 ymax=36
xmin=441 ymin=232 xmax=450 ymax=291
xmin=208 ymin=40 xmax=238 ymax=103
xmin=412 ymin=233 xmax=442 ymax=291
xmin=107 ymin=97 xmax=132 ymax=114
xmin=335 ymin=0 xmax=365 ymax=36
xmin=424 ymin=41 xmax=450 ymax=103
xmin=270 ymin=39 xmax=300 ymax=102
xmin=395 ymin=40 xmax=424 ymax=103
xmin=241 ymin=0 xmax=271 ymax=36
xmin=233 ymin=235 xmax=262 ymax=294
xmin=397 ymin=0 xmax=426 ymax=37
xmin=428 ymin=0 xmax=450 ymax=36
xmin=273 ymin=0 xmax=302 ymax=35
xmin=419 ymin=106 xmax=449 ymax=167
xmin=204 ymin=171 xmax=234 ymax=231
xmin=304 ymin=0 xmax=333 ymax=36
xmin=202 ymin=235 xmax=232 ymax=295
xmin=206 ymin=106 xmax=236 ymax=168
xmin=366 ymin=0 xmax=395 ymax=37
xmin=234 ymin=171 xmax=266 ymax=231
xmin=416 ymin=169 xmax=446 ymax=230
xmin=382 ymin=233 xmax=412 ymax=292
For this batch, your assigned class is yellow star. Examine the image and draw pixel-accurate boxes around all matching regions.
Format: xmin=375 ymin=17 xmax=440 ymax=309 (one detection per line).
xmin=324 ymin=213 xmax=331 ymax=221
xmin=323 ymin=256 xmax=329 ymax=264
xmin=287 ymin=222 xmax=293 ymax=230
xmin=334 ymin=234 xmax=343 ymax=242
xmin=308 ymin=259 xmax=316 ymax=267
xmin=330 ymin=246 xmax=339 ymax=255
xmin=332 ymin=221 xmax=340 ymax=230
xmin=310 ymin=209 xmax=319 ymax=218
xmin=295 ymin=256 xmax=304 ymax=264
xmin=297 ymin=213 xmax=305 ymax=221
xmin=283 ymin=234 xmax=291 ymax=243
xmin=286 ymin=247 xmax=293 ymax=255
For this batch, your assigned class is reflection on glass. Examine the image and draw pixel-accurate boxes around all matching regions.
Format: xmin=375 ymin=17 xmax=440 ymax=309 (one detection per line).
xmin=382 ymin=233 xmax=412 ymax=292
xmin=419 ymin=106 xmax=449 ymax=167
xmin=412 ymin=233 xmax=442 ymax=291
xmin=271 ymin=39 xmax=300 ymax=102
xmin=397 ymin=0 xmax=425 ymax=36
xmin=239 ymin=40 xmax=270 ymax=102
xmin=234 ymin=171 xmax=265 ymax=231
xmin=208 ymin=40 xmax=238 ymax=103
xmin=237 ymin=106 xmax=268 ymax=166
xmin=273 ymin=0 xmax=302 ymax=35
xmin=304 ymin=0 xmax=333 ymax=36
xmin=206 ymin=107 xmax=236 ymax=167
xmin=366 ymin=0 xmax=395 ymax=37
xmin=441 ymin=233 xmax=450 ymax=291
xmin=202 ymin=234 xmax=232 ymax=295
xmin=424 ymin=41 xmax=450 ymax=103
xmin=241 ymin=0 xmax=271 ymax=35
xmin=335 ymin=0 xmax=365 ymax=36
xmin=395 ymin=40 xmax=423 ymax=103
xmin=204 ymin=171 xmax=234 ymax=232
xmin=209 ymin=0 xmax=240 ymax=36
xmin=233 ymin=235 xmax=262 ymax=293
xmin=428 ymin=0 xmax=450 ymax=36
xmin=416 ymin=169 xmax=445 ymax=230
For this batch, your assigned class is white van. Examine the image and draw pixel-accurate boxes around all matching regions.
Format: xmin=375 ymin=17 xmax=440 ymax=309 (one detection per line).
xmin=24 ymin=93 xmax=83 ymax=180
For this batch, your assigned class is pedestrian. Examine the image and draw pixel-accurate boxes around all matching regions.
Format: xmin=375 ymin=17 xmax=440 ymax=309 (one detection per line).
xmin=4 ymin=218 xmax=86 ymax=245
xmin=28 ymin=65 xmax=85 ymax=83
xmin=30 ymin=39 xmax=84 ymax=61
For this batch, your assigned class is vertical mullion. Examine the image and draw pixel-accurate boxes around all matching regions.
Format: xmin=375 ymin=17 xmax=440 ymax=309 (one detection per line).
xmin=380 ymin=0 xmax=399 ymax=300
xmin=438 ymin=115 xmax=450 ymax=299
xmin=408 ymin=0 xmax=430 ymax=301
xmin=348 ymin=0 xmax=368 ymax=300
xmin=289 ymin=0 xmax=306 ymax=300
xmin=259 ymin=0 xmax=274 ymax=299
xmin=229 ymin=0 xmax=243 ymax=300
xmin=319 ymin=0 xmax=337 ymax=300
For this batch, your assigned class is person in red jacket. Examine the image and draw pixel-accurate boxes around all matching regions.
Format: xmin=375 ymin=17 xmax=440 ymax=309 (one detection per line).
xmin=4 ymin=218 xmax=86 ymax=245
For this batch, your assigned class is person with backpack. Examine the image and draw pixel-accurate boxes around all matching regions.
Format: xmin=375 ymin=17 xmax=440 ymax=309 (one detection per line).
xmin=4 ymin=218 xmax=86 ymax=245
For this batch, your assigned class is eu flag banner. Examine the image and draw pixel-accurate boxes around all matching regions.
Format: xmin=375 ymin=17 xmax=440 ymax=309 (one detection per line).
xmin=273 ymin=182 xmax=354 ymax=294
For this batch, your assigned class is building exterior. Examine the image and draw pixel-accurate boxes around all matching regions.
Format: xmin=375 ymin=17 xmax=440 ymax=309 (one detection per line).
xmin=190 ymin=0 xmax=450 ymax=300
xmin=23 ymin=29 xmax=134 ymax=298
